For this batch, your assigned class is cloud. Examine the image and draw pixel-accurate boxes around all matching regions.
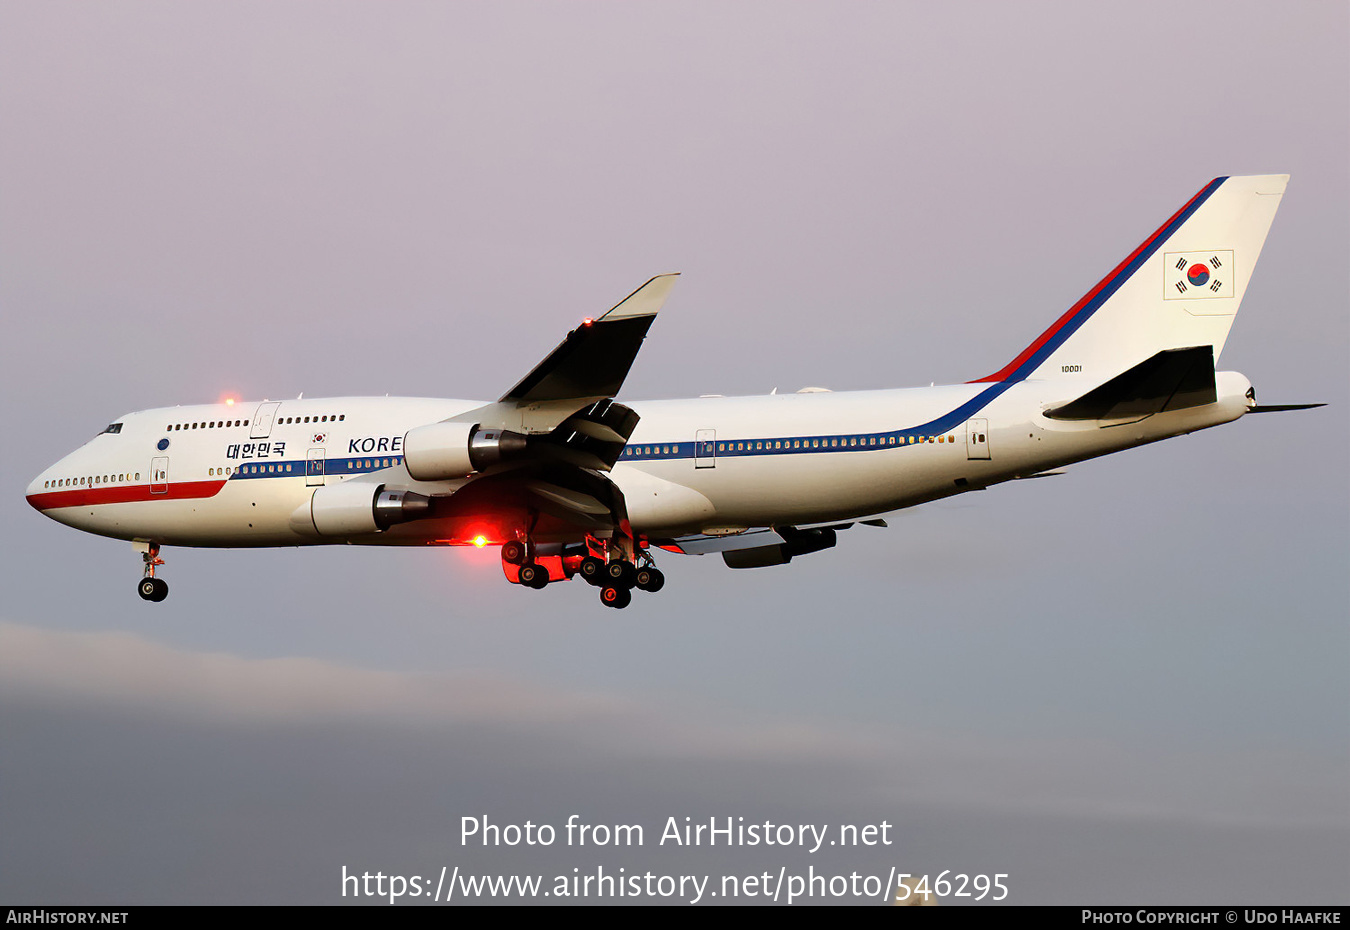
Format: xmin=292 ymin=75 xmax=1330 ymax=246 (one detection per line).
xmin=3 ymin=620 xmax=1342 ymax=831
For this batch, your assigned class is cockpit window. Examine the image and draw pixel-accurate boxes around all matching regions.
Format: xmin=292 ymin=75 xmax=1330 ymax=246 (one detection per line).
xmin=102 ymin=423 xmax=123 ymax=434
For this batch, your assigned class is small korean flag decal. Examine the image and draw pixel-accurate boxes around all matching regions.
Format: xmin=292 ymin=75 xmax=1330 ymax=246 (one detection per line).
xmin=1165 ymin=251 xmax=1235 ymax=299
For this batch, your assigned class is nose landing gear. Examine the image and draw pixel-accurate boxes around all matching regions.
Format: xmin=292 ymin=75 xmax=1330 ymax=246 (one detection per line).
xmin=136 ymin=543 xmax=168 ymax=602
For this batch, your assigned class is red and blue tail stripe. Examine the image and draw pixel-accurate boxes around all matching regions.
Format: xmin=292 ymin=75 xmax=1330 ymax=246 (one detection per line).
xmin=970 ymin=177 xmax=1227 ymax=384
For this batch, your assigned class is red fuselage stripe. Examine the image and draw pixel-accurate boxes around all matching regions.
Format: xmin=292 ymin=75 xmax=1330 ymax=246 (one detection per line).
xmin=26 ymin=480 xmax=228 ymax=511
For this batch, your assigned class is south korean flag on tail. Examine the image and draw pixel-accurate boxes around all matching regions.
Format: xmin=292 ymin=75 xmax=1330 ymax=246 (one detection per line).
xmin=1164 ymin=250 xmax=1235 ymax=299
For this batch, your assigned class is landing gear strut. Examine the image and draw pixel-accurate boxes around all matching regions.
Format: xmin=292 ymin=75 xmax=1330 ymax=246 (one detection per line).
xmin=136 ymin=543 xmax=168 ymax=602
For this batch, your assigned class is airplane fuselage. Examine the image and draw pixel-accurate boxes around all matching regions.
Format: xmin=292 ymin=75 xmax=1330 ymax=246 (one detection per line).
xmin=26 ymin=372 xmax=1252 ymax=550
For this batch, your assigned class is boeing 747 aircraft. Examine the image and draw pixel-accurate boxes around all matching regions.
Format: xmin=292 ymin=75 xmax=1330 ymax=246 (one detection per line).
xmin=27 ymin=175 xmax=1319 ymax=608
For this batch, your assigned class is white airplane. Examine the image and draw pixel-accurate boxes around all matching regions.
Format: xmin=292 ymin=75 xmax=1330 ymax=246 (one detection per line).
xmin=27 ymin=174 xmax=1320 ymax=609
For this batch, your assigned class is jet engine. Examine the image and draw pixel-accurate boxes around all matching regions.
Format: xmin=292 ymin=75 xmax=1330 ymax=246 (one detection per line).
xmin=403 ymin=422 xmax=528 ymax=481
xmin=303 ymin=481 xmax=432 ymax=536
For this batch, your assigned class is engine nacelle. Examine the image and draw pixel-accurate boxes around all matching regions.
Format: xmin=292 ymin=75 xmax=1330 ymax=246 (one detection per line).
xmin=306 ymin=481 xmax=431 ymax=536
xmin=403 ymin=421 xmax=528 ymax=481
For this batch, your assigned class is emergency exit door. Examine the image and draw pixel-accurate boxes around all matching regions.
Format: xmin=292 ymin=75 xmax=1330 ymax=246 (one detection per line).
xmin=695 ymin=429 xmax=716 ymax=468
xmin=150 ymin=456 xmax=169 ymax=494
xmin=966 ymin=419 xmax=991 ymax=460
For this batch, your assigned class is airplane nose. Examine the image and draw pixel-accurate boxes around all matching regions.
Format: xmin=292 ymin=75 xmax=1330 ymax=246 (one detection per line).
xmin=26 ymin=452 xmax=73 ymax=514
xmin=27 ymin=466 xmax=56 ymax=511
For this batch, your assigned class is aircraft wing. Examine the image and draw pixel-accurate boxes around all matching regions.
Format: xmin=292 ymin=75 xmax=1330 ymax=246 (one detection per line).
xmin=408 ymin=275 xmax=678 ymax=548
xmin=455 ymin=274 xmax=678 ymax=436
xmin=502 ymin=273 xmax=678 ymax=405
xmin=656 ymin=518 xmax=890 ymax=567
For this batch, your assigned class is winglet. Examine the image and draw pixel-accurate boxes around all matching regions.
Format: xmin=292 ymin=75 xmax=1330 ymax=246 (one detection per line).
xmin=599 ymin=273 xmax=680 ymax=321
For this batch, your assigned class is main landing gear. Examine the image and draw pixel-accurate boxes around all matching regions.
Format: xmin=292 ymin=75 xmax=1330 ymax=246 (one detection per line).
xmin=503 ymin=537 xmax=665 ymax=608
xmin=136 ymin=543 xmax=168 ymax=602
xmin=579 ymin=551 xmax=665 ymax=610
xmin=502 ymin=538 xmax=552 ymax=589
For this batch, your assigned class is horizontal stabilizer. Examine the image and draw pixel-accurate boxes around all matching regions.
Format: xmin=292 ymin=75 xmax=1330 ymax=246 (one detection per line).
xmin=1045 ymin=346 xmax=1216 ymax=420
xmin=1245 ymin=403 xmax=1326 ymax=414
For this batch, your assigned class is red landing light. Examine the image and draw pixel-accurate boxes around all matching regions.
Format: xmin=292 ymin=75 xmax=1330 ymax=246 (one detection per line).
xmin=472 ymin=535 xmax=487 ymax=548
xmin=581 ymin=317 xmax=594 ymax=327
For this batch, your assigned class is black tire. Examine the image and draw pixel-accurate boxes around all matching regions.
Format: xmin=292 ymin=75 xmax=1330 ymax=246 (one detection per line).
xmin=635 ymin=567 xmax=665 ymax=593
xmin=501 ymin=540 xmax=527 ymax=565
xmin=146 ymin=578 xmax=169 ymax=602
xmin=578 ymin=555 xmax=605 ymax=585
xmin=605 ymin=560 xmax=635 ymax=587
xmin=600 ymin=585 xmax=631 ymax=609
xmin=137 ymin=578 xmax=157 ymax=601
xmin=518 ymin=563 xmax=547 ymax=588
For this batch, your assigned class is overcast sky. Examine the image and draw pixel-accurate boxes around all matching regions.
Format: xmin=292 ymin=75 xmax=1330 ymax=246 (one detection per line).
xmin=2 ymin=1 xmax=1346 ymax=905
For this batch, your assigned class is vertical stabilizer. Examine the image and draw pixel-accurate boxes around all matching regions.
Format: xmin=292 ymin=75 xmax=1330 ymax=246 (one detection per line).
xmin=974 ymin=175 xmax=1288 ymax=383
